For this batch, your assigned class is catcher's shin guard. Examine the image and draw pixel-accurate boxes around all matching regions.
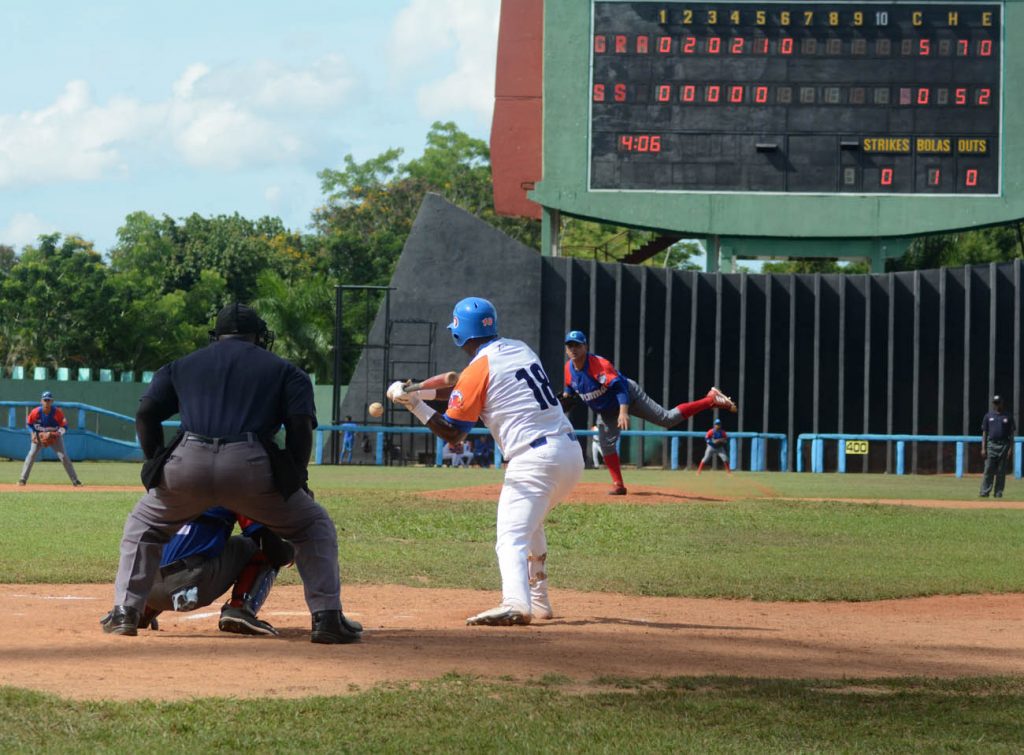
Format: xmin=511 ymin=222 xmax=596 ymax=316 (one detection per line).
xmin=229 ymin=560 xmax=279 ymax=616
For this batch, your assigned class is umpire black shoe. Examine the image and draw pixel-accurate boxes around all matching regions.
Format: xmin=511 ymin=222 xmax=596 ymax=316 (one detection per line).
xmin=100 ymin=605 xmax=141 ymax=636
xmin=311 ymin=610 xmax=362 ymax=644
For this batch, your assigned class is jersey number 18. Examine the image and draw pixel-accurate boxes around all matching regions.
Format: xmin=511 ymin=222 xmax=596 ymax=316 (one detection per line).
xmin=515 ymin=364 xmax=558 ymax=409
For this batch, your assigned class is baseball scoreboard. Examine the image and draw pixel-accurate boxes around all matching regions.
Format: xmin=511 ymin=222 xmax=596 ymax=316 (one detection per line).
xmin=529 ymin=0 xmax=1024 ymax=266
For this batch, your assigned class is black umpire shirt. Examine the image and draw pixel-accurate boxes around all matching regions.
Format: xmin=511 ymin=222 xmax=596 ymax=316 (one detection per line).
xmin=143 ymin=339 xmax=317 ymax=437
xmin=981 ymin=410 xmax=1016 ymax=443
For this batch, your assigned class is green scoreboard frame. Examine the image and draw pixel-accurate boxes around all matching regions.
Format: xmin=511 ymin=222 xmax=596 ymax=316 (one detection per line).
xmin=530 ymin=0 xmax=1024 ymax=270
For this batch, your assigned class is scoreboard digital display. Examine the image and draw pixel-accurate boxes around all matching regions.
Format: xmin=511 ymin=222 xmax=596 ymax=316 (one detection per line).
xmin=590 ymin=2 xmax=1003 ymax=194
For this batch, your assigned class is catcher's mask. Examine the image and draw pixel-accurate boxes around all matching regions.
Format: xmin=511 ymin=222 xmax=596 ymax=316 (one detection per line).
xmin=209 ymin=303 xmax=275 ymax=351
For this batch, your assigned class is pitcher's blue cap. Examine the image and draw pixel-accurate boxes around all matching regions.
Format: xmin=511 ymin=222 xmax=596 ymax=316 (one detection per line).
xmin=41 ymin=391 xmax=53 ymax=400
xmin=714 ymin=418 xmax=721 ymax=424
xmin=564 ymin=330 xmax=587 ymax=345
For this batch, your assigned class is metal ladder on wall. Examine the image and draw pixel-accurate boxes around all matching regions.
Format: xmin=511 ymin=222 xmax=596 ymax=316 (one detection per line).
xmin=385 ymin=319 xmax=437 ymax=466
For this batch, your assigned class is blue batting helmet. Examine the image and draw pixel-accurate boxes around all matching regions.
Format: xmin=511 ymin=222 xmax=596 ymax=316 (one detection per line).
xmin=448 ymin=297 xmax=498 ymax=347
xmin=564 ymin=330 xmax=587 ymax=345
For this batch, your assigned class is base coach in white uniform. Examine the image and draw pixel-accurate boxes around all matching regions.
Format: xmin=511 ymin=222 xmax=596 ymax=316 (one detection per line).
xmin=103 ymin=303 xmax=361 ymax=643
xmin=388 ymin=297 xmax=584 ymax=626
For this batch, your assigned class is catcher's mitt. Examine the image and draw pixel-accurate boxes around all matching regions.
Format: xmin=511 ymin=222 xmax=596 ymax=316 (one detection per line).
xmin=36 ymin=430 xmax=60 ymax=447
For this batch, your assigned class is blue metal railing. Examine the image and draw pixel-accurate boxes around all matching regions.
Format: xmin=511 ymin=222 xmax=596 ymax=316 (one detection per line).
xmin=796 ymin=432 xmax=1023 ymax=478
xmin=315 ymin=425 xmax=788 ymax=471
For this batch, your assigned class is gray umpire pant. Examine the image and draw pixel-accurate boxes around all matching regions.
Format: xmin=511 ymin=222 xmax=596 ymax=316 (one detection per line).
xmin=595 ymin=378 xmax=684 ymax=455
xmin=114 ymin=436 xmax=341 ymax=614
xmin=980 ymin=439 xmax=1011 ymax=497
xmin=146 ymin=535 xmax=257 ymax=612
xmin=20 ymin=435 xmax=80 ymax=484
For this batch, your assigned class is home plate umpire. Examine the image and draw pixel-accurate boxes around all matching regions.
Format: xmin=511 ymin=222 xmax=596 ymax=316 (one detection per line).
xmin=102 ymin=303 xmax=362 ymax=643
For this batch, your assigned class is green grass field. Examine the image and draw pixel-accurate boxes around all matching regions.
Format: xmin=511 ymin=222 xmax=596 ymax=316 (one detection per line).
xmin=2 ymin=461 xmax=1023 ymax=752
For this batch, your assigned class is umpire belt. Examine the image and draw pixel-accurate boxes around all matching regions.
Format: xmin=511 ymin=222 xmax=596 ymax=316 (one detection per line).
xmin=182 ymin=432 xmax=257 ymax=447
xmin=159 ymin=554 xmax=207 ymax=578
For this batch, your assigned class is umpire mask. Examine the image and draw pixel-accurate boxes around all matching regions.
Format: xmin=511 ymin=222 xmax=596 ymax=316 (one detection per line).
xmin=210 ymin=303 xmax=276 ymax=351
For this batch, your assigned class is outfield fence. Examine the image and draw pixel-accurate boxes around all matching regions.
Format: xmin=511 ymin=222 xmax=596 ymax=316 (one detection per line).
xmin=314 ymin=425 xmax=789 ymax=471
xmin=796 ymin=432 xmax=1024 ymax=479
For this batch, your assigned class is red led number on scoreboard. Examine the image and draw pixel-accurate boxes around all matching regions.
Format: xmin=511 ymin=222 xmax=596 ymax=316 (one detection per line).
xmin=966 ymin=169 xmax=979 ymax=187
xmin=881 ymin=168 xmax=894 ymax=186
xmin=707 ymin=37 xmax=721 ymax=54
xmin=683 ymin=36 xmax=697 ymax=54
xmin=780 ymin=37 xmax=793 ymax=55
xmin=731 ymin=37 xmax=745 ymax=54
xmin=619 ymin=135 xmax=661 ymax=153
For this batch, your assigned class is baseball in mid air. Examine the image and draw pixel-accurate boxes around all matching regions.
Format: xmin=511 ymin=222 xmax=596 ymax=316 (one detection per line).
xmin=368 ymin=401 xmax=384 ymax=418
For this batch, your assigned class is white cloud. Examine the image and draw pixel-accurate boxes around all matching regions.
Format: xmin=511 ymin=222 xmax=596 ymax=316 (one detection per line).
xmin=390 ymin=0 xmax=500 ymax=120
xmin=264 ymin=185 xmax=282 ymax=203
xmin=0 ymin=212 xmax=57 ymax=248
xmin=0 ymin=80 xmax=150 ymax=187
xmin=0 ymin=54 xmax=356 ymax=186
xmin=180 ymin=55 xmax=356 ymax=112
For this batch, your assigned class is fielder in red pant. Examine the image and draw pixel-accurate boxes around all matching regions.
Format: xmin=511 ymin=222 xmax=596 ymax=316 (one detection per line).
xmin=561 ymin=330 xmax=735 ymax=495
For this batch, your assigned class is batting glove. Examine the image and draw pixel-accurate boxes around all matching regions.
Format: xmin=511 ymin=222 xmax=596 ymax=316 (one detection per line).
xmin=387 ymin=380 xmax=416 ymax=408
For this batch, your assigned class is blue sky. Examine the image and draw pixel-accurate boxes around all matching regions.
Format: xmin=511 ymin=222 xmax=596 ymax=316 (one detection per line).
xmin=0 ymin=0 xmax=499 ymax=253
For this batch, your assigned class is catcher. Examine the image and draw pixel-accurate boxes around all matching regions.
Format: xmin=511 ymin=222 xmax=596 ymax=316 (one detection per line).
xmin=18 ymin=391 xmax=82 ymax=486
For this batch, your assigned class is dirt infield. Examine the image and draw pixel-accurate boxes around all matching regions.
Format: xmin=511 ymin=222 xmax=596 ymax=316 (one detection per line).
xmin=424 ymin=482 xmax=1024 ymax=510
xmin=6 ymin=481 xmax=1024 ymax=510
xmin=2 ymin=583 xmax=1022 ymax=701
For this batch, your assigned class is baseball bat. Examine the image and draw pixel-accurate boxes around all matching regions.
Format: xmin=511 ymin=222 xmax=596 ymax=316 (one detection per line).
xmin=403 ymin=371 xmax=459 ymax=393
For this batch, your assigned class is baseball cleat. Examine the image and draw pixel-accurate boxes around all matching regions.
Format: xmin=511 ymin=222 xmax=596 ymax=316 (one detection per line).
xmin=219 ymin=606 xmax=279 ymax=636
xmin=17 ymin=480 xmax=26 ymax=486
xmin=609 ymin=485 xmax=628 ymax=496
xmin=706 ymin=386 xmax=737 ymax=413
xmin=466 ymin=603 xmax=532 ymax=626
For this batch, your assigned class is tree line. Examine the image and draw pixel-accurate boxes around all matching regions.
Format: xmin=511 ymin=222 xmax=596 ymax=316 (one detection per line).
xmin=2 ymin=120 xmax=1021 ymax=381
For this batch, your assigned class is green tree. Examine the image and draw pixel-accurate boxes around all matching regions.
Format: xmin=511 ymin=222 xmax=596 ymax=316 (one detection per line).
xmin=0 ymin=234 xmax=120 ymax=369
xmin=893 ymin=223 xmax=1024 ymax=270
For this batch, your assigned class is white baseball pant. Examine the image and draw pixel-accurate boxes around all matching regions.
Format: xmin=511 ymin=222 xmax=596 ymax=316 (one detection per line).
xmin=494 ymin=433 xmax=584 ymax=613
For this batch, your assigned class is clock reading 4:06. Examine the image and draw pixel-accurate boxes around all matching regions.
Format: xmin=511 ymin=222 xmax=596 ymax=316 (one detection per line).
xmin=589 ymin=2 xmax=1002 ymax=194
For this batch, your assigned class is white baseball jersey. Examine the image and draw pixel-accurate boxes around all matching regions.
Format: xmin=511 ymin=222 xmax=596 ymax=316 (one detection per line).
xmin=444 ymin=338 xmax=574 ymax=460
